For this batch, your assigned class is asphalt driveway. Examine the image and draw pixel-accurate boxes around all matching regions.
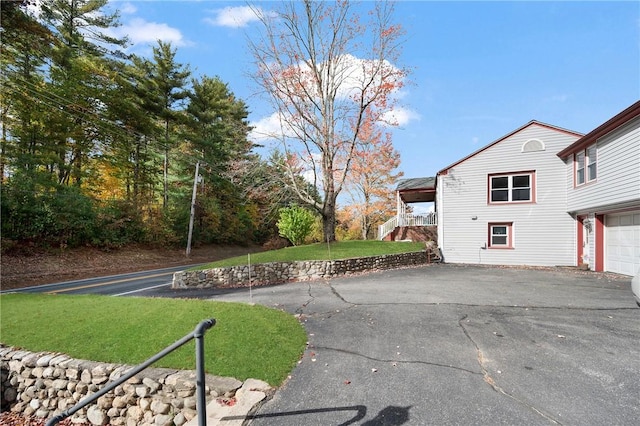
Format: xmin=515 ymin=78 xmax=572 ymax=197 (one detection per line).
xmin=207 ymin=264 xmax=639 ymax=425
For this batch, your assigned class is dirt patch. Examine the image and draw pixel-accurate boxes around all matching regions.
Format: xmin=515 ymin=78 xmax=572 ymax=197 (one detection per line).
xmin=0 ymin=244 xmax=263 ymax=291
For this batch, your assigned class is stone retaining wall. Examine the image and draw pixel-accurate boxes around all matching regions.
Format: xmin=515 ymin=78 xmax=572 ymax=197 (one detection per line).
xmin=0 ymin=345 xmax=247 ymax=426
xmin=172 ymin=251 xmax=429 ymax=289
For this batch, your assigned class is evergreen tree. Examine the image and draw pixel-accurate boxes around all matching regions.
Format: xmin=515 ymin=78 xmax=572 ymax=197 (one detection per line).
xmin=147 ymin=41 xmax=190 ymax=210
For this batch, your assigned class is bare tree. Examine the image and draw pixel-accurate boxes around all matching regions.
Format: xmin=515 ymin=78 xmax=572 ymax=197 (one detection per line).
xmin=249 ymin=0 xmax=407 ymax=242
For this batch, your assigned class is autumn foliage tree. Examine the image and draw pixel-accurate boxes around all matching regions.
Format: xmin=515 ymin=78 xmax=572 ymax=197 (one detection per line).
xmin=0 ymin=1 xmax=278 ymax=249
xmin=249 ymin=0 xmax=408 ymax=242
xmin=343 ymin=116 xmax=402 ymax=239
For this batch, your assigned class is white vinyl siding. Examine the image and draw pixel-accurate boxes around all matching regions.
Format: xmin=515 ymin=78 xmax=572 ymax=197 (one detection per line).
xmin=439 ymin=123 xmax=578 ymax=266
xmin=567 ymin=116 xmax=640 ymax=213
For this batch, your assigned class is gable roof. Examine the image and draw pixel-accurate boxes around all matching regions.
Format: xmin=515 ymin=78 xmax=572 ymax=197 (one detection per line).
xmin=438 ymin=120 xmax=583 ymax=175
xmin=396 ymin=177 xmax=436 ymax=203
xmin=557 ymin=100 xmax=640 ymax=159
xmin=396 ymin=176 xmax=436 ymax=192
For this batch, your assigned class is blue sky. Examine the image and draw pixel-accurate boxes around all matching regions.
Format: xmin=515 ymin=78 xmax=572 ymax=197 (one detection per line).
xmin=104 ymin=1 xmax=639 ymax=181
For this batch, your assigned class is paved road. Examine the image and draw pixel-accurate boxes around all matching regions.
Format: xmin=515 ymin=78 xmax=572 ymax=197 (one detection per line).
xmin=199 ymin=264 xmax=639 ymax=425
xmin=1 ymin=265 xmax=202 ymax=296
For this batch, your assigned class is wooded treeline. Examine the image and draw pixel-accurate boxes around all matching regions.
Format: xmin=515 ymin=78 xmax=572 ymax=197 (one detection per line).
xmin=0 ymin=0 xmax=298 ymax=250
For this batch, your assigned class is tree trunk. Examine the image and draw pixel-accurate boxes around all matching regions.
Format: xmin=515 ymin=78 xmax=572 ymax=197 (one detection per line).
xmin=163 ymin=119 xmax=169 ymax=210
xmin=163 ymin=148 xmax=168 ymax=209
xmin=322 ymin=196 xmax=337 ymax=242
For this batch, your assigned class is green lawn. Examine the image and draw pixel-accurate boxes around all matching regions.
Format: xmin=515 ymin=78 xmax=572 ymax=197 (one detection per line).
xmin=194 ymin=240 xmax=425 ymax=270
xmin=0 ymin=294 xmax=307 ymax=387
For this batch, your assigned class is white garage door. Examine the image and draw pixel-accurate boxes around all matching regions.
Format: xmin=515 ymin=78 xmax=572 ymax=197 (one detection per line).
xmin=605 ymin=212 xmax=640 ymax=276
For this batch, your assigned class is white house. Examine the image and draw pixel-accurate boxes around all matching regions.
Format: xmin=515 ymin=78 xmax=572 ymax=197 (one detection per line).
xmin=557 ymin=100 xmax=640 ymax=276
xmin=435 ymin=121 xmax=583 ymax=266
xmin=381 ymin=101 xmax=640 ymax=275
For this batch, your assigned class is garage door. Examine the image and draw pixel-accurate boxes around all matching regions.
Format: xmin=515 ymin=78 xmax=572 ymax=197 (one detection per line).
xmin=605 ymin=212 xmax=640 ymax=276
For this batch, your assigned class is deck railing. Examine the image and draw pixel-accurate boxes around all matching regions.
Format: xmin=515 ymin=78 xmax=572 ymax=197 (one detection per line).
xmin=378 ymin=212 xmax=437 ymax=240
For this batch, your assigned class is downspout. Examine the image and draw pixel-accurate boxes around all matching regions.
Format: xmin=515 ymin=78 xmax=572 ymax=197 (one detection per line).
xmin=437 ymin=173 xmax=444 ymax=256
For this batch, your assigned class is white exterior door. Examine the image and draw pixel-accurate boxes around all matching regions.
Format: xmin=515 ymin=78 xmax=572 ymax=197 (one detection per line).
xmin=605 ymin=212 xmax=640 ymax=276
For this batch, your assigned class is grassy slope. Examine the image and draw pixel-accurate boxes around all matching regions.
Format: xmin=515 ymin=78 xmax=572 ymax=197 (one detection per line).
xmin=0 ymin=294 xmax=307 ymax=386
xmin=195 ymin=240 xmax=425 ymax=269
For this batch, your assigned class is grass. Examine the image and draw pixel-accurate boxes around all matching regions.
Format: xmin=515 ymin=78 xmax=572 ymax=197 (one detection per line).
xmin=0 ymin=294 xmax=307 ymax=387
xmin=193 ymin=240 xmax=425 ymax=270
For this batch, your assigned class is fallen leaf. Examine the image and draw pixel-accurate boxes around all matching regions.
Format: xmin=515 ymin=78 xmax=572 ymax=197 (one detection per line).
xmin=216 ymin=397 xmax=237 ymax=407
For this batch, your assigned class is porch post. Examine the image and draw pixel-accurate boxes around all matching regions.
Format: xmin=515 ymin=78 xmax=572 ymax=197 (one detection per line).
xmin=396 ymin=191 xmax=402 ymax=227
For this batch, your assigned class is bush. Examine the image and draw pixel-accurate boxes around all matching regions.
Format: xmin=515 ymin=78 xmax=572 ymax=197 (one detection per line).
xmin=277 ymin=205 xmax=316 ymax=246
xmin=1 ymin=175 xmax=97 ymax=248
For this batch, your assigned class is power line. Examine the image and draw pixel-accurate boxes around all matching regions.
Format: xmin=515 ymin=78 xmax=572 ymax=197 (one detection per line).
xmin=4 ymin=77 xmax=147 ymax=141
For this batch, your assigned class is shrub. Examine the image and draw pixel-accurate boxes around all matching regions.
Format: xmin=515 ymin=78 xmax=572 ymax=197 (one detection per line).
xmin=277 ymin=205 xmax=316 ymax=246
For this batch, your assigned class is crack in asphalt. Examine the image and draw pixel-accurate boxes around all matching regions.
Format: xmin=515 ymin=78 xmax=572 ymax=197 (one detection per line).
xmin=328 ymin=282 xmax=354 ymax=305
xmin=313 ymin=345 xmax=480 ymax=375
xmin=310 ymin=298 xmax=637 ymax=312
xmin=458 ymin=314 xmax=563 ymax=425
xmin=295 ymin=282 xmax=316 ymax=315
xmin=296 ymin=285 xmax=628 ymax=425
xmin=295 ymin=281 xmax=358 ymax=319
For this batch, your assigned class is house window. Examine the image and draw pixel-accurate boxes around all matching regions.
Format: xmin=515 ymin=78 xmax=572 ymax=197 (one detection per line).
xmin=575 ymin=145 xmax=597 ymax=185
xmin=576 ymin=152 xmax=585 ymax=185
xmin=587 ymin=145 xmax=597 ymax=181
xmin=489 ymin=172 xmax=534 ymax=203
xmin=488 ymin=223 xmax=513 ymax=248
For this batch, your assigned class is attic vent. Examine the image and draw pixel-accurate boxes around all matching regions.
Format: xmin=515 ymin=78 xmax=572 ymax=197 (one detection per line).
xmin=522 ymin=138 xmax=545 ymax=152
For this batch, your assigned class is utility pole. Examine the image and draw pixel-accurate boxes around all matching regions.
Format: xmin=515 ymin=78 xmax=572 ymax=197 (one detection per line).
xmin=186 ymin=161 xmax=201 ymax=257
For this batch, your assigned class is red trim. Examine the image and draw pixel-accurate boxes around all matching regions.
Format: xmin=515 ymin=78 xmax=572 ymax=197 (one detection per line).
xmin=558 ymin=100 xmax=640 ymax=159
xmin=488 ymin=222 xmax=513 ymax=249
xmin=595 ymin=215 xmax=604 ymax=272
xmin=577 ymin=216 xmax=584 ymax=266
xmin=438 ymin=121 xmax=582 ymax=175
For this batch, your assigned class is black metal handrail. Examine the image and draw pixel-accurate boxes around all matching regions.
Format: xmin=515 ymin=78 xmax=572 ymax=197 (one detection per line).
xmin=45 ymin=318 xmax=216 ymax=426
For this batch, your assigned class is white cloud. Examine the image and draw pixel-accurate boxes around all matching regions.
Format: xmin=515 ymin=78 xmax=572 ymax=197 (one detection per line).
xmin=380 ymin=107 xmax=420 ymax=127
xmin=249 ymin=113 xmax=286 ymax=143
xmin=251 ymin=54 xmax=413 ymax=143
xmin=204 ymin=6 xmax=271 ymax=28
xmin=328 ymin=54 xmax=404 ymax=101
xmin=119 ymin=2 xmax=137 ymax=15
xmin=109 ymin=18 xmax=187 ymax=48
xmin=265 ymin=53 xmax=406 ymax=111
xmin=250 ymin=113 xmax=322 ymax=185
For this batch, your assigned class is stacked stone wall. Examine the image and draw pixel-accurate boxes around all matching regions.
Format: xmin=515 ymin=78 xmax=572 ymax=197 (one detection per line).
xmin=172 ymin=251 xmax=429 ymax=289
xmin=0 ymin=346 xmax=245 ymax=426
